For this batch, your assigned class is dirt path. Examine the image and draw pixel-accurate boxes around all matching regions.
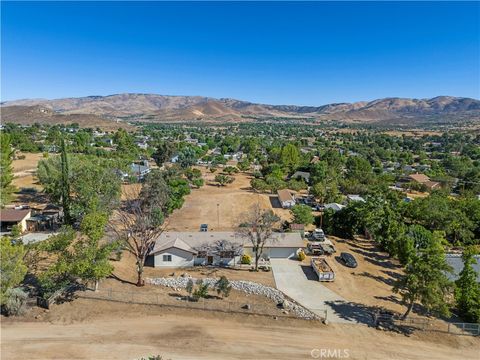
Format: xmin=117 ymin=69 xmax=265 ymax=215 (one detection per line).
xmin=2 ymin=300 xmax=478 ymax=360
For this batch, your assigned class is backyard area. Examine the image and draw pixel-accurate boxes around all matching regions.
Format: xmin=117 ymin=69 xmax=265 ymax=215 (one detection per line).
xmin=166 ymin=168 xmax=292 ymax=231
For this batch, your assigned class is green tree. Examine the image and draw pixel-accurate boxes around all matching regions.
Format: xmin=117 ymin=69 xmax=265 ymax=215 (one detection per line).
xmin=140 ymin=169 xmax=171 ymax=216
xmin=38 ymin=154 xmax=122 ymax=223
xmin=394 ymin=231 xmax=452 ymax=319
xmin=280 ymin=144 xmax=300 ymax=171
xmin=215 ymin=276 xmax=232 ymax=298
xmin=311 ymin=181 xmax=341 ymax=204
xmin=291 ymin=204 xmax=314 ymax=225
xmin=0 ymin=237 xmax=27 ymax=305
xmin=59 ymin=138 xmax=72 ymax=223
xmin=0 ymin=133 xmax=16 ymax=206
xmin=454 ymin=248 xmax=480 ymax=322
xmin=214 ymin=174 xmax=234 ymax=186
xmin=152 ymin=142 xmax=176 ymax=167
xmin=177 ymin=147 xmax=197 ymax=169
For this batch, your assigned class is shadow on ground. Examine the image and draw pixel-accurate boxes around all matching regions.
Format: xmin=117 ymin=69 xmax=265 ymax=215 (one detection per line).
xmin=324 ymin=300 xmax=379 ymax=326
xmin=300 ymin=265 xmax=319 ymax=281
xmin=268 ymin=196 xmax=282 ymax=209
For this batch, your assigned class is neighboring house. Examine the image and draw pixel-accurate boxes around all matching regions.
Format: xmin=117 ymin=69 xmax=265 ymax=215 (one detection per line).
xmin=291 ymin=171 xmax=311 ymax=184
xmin=149 ymin=231 xmax=305 ymax=267
xmin=407 ymin=173 xmax=440 ymax=191
xmin=127 ymin=161 xmax=150 ymax=180
xmin=445 ymin=254 xmax=480 ymax=283
xmin=0 ymin=209 xmax=31 ymax=233
xmin=310 ymin=156 xmax=320 ymax=164
xmin=424 ymin=180 xmax=441 ymax=191
xmin=346 ymin=194 xmax=365 ymax=203
xmin=324 ymin=203 xmax=345 ymax=212
xmin=277 ymin=189 xmax=296 ymax=208
xmin=408 ymin=173 xmax=430 ymax=184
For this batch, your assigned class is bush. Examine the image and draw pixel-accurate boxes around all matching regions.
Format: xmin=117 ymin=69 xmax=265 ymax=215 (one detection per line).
xmin=215 ymin=276 xmax=232 ymax=298
xmin=297 ymin=250 xmax=306 ymax=261
xmin=2 ymin=288 xmax=28 ymax=316
xmin=240 ymin=254 xmax=252 ymax=265
xmin=192 ymin=279 xmax=209 ymax=300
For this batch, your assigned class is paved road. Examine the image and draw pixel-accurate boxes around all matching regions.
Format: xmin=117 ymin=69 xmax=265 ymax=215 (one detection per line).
xmin=271 ymin=259 xmax=369 ymax=324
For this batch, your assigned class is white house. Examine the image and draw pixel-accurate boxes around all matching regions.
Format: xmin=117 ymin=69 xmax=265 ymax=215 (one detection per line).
xmin=243 ymin=232 xmax=305 ymax=259
xmin=149 ymin=231 xmax=305 ymax=268
xmin=324 ymin=203 xmax=345 ymax=212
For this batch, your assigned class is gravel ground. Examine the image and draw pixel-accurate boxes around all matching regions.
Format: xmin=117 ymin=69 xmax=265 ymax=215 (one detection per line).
xmin=146 ymin=276 xmax=318 ymax=319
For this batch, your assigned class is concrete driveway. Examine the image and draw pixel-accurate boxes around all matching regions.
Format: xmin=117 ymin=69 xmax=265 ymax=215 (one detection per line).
xmin=271 ymin=259 xmax=369 ymax=324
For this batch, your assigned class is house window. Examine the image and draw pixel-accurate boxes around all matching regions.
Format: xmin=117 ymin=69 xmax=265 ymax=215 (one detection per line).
xmin=163 ymin=255 xmax=172 ymax=262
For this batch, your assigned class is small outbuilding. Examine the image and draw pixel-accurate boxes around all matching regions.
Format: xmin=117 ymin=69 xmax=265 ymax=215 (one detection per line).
xmin=277 ymin=189 xmax=296 ymax=208
xmin=0 ymin=209 xmax=31 ymax=233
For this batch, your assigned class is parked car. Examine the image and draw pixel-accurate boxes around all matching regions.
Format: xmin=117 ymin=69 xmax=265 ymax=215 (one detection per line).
xmin=340 ymin=252 xmax=357 ymax=268
xmin=311 ymin=228 xmax=325 ymax=241
xmin=200 ymin=224 xmax=208 ymax=232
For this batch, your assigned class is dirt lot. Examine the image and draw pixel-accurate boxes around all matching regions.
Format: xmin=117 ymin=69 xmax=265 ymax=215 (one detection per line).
xmin=167 ymin=168 xmax=292 ymax=231
xmin=317 ymin=237 xmax=407 ymax=315
xmin=2 ymin=298 xmax=478 ymax=360
xmin=11 ymin=152 xmax=45 ymax=194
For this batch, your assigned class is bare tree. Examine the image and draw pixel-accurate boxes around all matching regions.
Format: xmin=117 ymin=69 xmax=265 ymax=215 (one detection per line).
xmin=236 ymin=204 xmax=280 ymax=271
xmin=109 ymin=185 xmax=166 ymax=286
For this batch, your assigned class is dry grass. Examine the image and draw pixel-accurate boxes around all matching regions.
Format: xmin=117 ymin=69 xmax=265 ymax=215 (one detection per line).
xmin=167 ymin=168 xmax=292 ymax=231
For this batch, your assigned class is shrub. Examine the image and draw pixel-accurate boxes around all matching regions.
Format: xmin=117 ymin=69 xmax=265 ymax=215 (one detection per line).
xmin=192 ymin=279 xmax=209 ymax=300
xmin=297 ymin=250 xmax=306 ymax=261
xmin=240 ymin=254 xmax=252 ymax=265
xmin=215 ymin=276 xmax=232 ymax=298
xmin=186 ymin=279 xmax=194 ymax=296
xmin=2 ymin=288 xmax=28 ymax=316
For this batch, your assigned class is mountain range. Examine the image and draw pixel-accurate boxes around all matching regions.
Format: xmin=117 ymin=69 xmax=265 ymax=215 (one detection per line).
xmin=1 ymin=94 xmax=479 ymax=127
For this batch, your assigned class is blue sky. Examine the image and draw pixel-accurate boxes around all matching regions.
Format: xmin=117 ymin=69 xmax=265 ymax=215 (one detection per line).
xmin=1 ymin=1 xmax=479 ymax=105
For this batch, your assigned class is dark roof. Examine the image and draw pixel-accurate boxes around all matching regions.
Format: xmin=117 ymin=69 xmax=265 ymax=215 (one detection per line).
xmin=0 ymin=209 xmax=31 ymax=222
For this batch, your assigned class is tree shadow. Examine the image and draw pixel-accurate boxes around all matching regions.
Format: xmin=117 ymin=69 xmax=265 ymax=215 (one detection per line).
xmin=110 ymin=273 xmax=137 ymax=286
xmin=357 ymin=271 xmax=395 ymax=286
xmin=324 ymin=300 xmax=378 ymax=326
xmin=300 ymin=265 xmax=319 ymax=281
xmin=269 ymin=196 xmax=282 ymax=209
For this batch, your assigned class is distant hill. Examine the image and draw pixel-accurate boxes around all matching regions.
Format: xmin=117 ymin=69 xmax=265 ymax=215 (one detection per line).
xmin=2 ymin=94 xmax=479 ymax=126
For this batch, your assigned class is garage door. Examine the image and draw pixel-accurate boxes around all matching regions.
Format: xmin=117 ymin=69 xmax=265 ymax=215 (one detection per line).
xmin=267 ymin=247 xmax=296 ymax=258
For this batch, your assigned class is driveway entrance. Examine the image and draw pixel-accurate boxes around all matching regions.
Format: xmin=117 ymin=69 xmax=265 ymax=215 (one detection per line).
xmin=271 ymin=259 xmax=368 ymax=324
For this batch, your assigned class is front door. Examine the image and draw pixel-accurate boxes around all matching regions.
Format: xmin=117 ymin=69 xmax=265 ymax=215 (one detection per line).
xmin=207 ymin=256 xmax=214 ymax=265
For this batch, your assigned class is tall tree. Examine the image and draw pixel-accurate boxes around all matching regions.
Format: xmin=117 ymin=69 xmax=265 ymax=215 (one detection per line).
xmin=394 ymin=231 xmax=452 ymax=319
xmin=152 ymin=142 xmax=176 ymax=167
xmin=454 ymin=247 xmax=480 ymax=322
xmin=237 ymin=204 xmax=280 ymax=271
xmin=0 ymin=133 xmax=16 ymax=207
xmin=38 ymin=154 xmax=122 ymax=223
xmin=110 ymin=188 xmax=166 ymax=286
xmin=280 ymin=143 xmax=300 ymax=171
xmin=291 ymin=204 xmax=314 ymax=225
xmin=60 ymin=138 xmax=72 ymax=224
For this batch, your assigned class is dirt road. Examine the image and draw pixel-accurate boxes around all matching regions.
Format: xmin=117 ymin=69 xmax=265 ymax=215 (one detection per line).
xmin=2 ymin=300 xmax=477 ymax=360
